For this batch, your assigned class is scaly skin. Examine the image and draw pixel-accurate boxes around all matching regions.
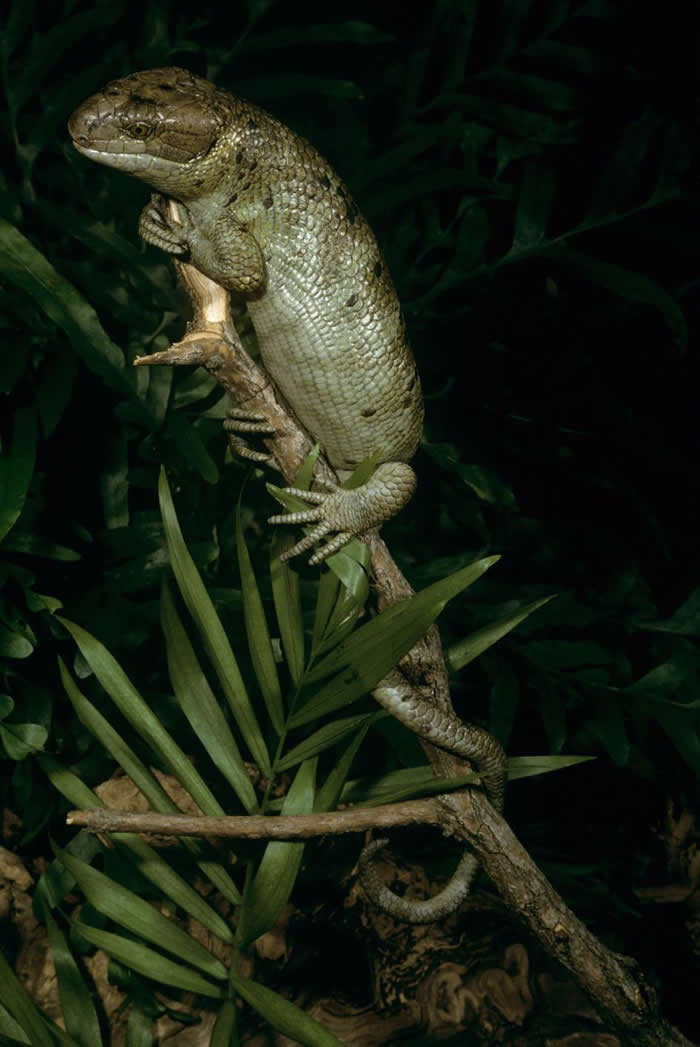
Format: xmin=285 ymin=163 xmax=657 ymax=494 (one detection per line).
xmin=358 ymin=670 xmax=507 ymax=923
xmin=69 ymin=69 xmax=506 ymax=922
xmin=68 ymin=67 xmax=423 ymax=563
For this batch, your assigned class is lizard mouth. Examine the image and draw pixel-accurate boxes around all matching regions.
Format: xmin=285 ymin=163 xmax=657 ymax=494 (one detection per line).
xmin=69 ymin=135 xmax=182 ymax=178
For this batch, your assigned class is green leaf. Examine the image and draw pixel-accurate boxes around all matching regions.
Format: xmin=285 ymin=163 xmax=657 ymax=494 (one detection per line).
xmin=211 ymin=999 xmax=237 ymax=1047
xmin=309 ymin=568 xmax=343 ymax=658
xmin=161 ymin=581 xmax=258 ymax=812
xmin=448 ymin=596 xmax=555 ymax=671
xmin=229 ymin=972 xmax=343 ymax=1047
xmin=158 ymin=468 xmax=270 ymax=775
xmin=315 ymin=720 xmax=373 ymax=814
xmin=626 ymin=652 xmax=697 ymax=704
xmin=0 ymin=949 xmax=54 ymax=1047
xmin=339 ymin=764 xmax=474 ymax=806
xmin=58 ymin=657 xmax=185 ymax=812
xmin=0 ymin=721 xmax=47 ymax=759
xmin=506 ymin=755 xmax=594 ymax=779
xmin=57 ymin=658 xmax=242 ymax=906
xmin=639 ymin=589 xmax=700 ymax=637
xmin=0 ymin=407 xmax=37 ymax=543
xmin=72 ymin=922 xmax=224 ymax=998
xmin=0 ymin=532 xmax=80 ymax=560
xmin=276 ymin=711 xmax=383 ymax=772
xmin=269 ymin=534 xmax=305 ymax=686
xmin=57 ymin=618 xmax=226 ymax=817
xmin=126 ymin=1005 xmax=153 ymax=1047
xmin=349 ymin=770 xmax=480 ymax=807
xmin=0 ymin=218 xmax=133 ymax=395
xmin=238 ymin=759 xmax=316 ymax=947
xmin=510 ymin=161 xmax=557 ymax=253
xmin=0 ymin=1000 xmax=31 ymax=1043
xmin=39 ymin=755 xmax=236 ymax=941
xmin=236 ymin=492 xmax=284 ymax=734
xmin=0 ymin=625 xmax=33 ymax=659
xmin=45 ymin=909 xmax=103 ymax=1047
xmin=57 ymin=848 xmax=227 ymax=982
xmin=292 ymin=557 xmax=500 ymax=727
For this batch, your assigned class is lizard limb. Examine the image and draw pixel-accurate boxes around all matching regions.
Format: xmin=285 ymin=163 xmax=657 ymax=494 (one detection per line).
xmin=269 ymin=462 xmax=417 ymax=564
xmin=223 ymin=409 xmax=277 ymax=463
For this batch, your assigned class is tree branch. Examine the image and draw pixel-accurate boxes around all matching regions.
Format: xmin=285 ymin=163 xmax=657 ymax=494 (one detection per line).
xmin=66 ymin=798 xmax=441 ymax=838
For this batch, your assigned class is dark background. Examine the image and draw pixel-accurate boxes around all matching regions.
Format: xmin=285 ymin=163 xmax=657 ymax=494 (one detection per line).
xmin=1 ymin=0 xmax=700 ymax=1038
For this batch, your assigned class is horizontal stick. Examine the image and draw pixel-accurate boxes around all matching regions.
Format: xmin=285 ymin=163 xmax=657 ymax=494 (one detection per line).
xmin=67 ymin=798 xmax=442 ymax=839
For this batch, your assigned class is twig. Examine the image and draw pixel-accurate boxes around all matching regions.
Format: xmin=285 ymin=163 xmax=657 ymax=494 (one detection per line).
xmin=66 ymin=798 xmax=441 ymax=838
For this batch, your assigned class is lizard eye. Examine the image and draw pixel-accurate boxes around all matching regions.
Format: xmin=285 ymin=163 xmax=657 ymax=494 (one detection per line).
xmin=127 ymin=122 xmax=152 ymax=139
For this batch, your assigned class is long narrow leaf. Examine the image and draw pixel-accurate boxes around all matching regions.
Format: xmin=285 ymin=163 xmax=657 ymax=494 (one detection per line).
xmin=126 ymin=1005 xmax=153 ymax=1047
xmin=57 ymin=848 xmax=228 ymax=982
xmin=38 ymin=756 xmax=235 ymax=942
xmin=276 ymin=712 xmax=384 ymax=772
xmin=309 ymin=569 xmax=343 ymax=658
xmin=58 ymin=659 xmax=182 ymax=812
xmin=0 ymin=407 xmax=37 ymax=543
xmin=305 ymin=556 xmax=499 ymax=686
xmin=341 ymin=765 xmax=477 ymax=806
xmin=315 ymin=721 xmax=373 ymax=813
xmin=44 ymin=910 xmax=103 ymax=1047
xmin=158 ymin=468 xmax=270 ymax=775
xmin=57 ymin=620 xmax=227 ymax=817
xmin=72 ymin=922 xmax=223 ymax=999
xmin=0 ymin=1000 xmax=31 ymax=1044
xmin=341 ymin=756 xmax=592 ymax=805
xmin=229 ymin=972 xmax=343 ymax=1047
xmin=161 ymin=582 xmax=258 ymax=812
xmin=292 ymin=557 xmax=500 ymax=727
xmin=0 ymin=949 xmax=54 ymax=1047
xmin=448 ymin=596 xmax=555 ymax=671
xmin=236 ymin=493 xmax=284 ymax=733
xmin=0 ymin=217 xmax=132 ymax=394
xmin=238 ymin=760 xmax=316 ymax=947
xmin=269 ymin=533 xmax=305 ymax=687
xmin=211 ymin=999 xmax=238 ymax=1047
xmin=58 ymin=659 xmax=241 ymax=906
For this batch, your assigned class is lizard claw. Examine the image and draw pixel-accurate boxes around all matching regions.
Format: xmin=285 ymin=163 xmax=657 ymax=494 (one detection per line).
xmin=224 ymin=409 xmax=278 ymax=465
xmin=269 ymin=461 xmax=417 ymax=565
xmin=138 ymin=194 xmax=191 ymax=254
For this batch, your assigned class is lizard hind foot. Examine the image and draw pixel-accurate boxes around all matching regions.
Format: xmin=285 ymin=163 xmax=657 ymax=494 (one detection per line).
xmin=358 ymin=839 xmax=479 ymax=924
xmin=269 ymin=461 xmax=417 ymax=565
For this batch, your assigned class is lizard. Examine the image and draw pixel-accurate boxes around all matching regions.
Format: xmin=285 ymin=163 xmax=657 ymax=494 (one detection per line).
xmin=68 ymin=66 xmax=421 ymax=567
xmin=68 ymin=67 xmax=507 ymax=922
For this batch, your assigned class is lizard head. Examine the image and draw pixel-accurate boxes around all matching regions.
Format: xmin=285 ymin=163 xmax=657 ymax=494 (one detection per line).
xmin=68 ymin=67 xmax=233 ymax=195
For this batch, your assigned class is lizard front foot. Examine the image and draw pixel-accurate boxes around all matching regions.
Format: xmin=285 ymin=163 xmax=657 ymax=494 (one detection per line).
xmin=269 ymin=461 xmax=416 ymax=564
xmin=138 ymin=194 xmax=191 ymax=254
